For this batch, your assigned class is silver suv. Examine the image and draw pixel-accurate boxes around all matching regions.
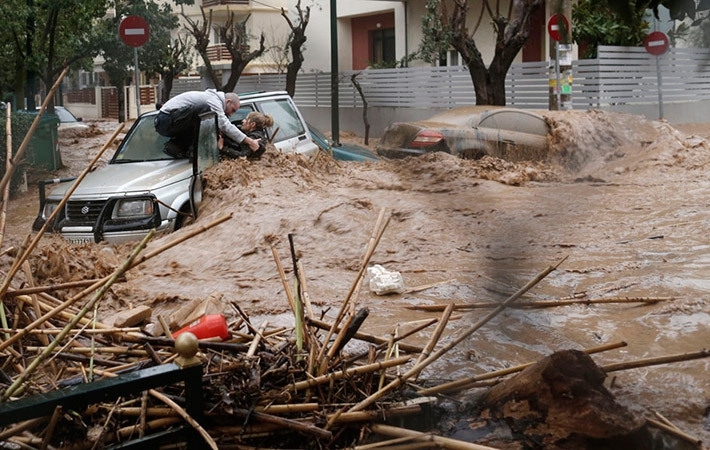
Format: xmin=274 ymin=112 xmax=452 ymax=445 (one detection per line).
xmin=32 ymin=91 xmax=318 ymax=244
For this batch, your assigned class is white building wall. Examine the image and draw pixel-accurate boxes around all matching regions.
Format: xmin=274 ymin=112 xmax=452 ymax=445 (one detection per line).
xmin=176 ymin=0 xmax=290 ymax=74
xmin=299 ymin=0 xmax=404 ymax=72
xmin=298 ymin=0 xmax=522 ymax=72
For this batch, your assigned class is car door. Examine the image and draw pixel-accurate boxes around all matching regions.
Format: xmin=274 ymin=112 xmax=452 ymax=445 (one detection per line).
xmin=190 ymin=111 xmax=220 ymax=218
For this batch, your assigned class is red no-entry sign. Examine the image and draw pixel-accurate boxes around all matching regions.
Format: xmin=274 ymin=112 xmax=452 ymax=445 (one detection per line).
xmin=547 ymin=14 xmax=570 ymax=42
xmin=119 ymin=15 xmax=150 ymax=48
xmin=645 ymin=31 xmax=669 ymax=56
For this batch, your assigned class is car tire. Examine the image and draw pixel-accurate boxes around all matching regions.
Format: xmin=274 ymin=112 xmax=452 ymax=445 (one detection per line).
xmin=175 ymin=203 xmax=195 ymax=230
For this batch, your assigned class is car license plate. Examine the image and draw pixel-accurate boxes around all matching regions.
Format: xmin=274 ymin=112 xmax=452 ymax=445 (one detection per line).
xmin=66 ymin=237 xmax=93 ymax=244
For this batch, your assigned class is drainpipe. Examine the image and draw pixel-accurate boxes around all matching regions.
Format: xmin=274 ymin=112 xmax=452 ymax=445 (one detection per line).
xmin=403 ymin=0 xmax=409 ymax=66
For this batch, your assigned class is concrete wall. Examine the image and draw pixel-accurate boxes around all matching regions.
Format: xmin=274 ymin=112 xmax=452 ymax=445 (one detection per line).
xmin=65 ymin=103 xmax=102 ymax=122
xmin=301 ymin=106 xmax=443 ymax=139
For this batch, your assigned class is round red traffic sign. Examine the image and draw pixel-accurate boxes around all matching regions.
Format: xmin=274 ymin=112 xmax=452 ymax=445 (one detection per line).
xmin=644 ymin=31 xmax=669 ymax=56
xmin=119 ymin=15 xmax=150 ymax=48
xmin=547 ymin=14 xmax=570 ymax=42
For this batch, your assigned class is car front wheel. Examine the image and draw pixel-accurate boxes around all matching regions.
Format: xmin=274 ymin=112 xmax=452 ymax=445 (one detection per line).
xmin=175 ymin=203 xmax=195 ymax=230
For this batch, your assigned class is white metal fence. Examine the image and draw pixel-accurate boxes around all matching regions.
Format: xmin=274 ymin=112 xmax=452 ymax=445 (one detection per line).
xmin=214 ymin=45 xmax=710 ymax=110
xmin=574 ymin=46 xmax=710 ymax=107
xmin=66 ymin=45 xmax=710 ymax=126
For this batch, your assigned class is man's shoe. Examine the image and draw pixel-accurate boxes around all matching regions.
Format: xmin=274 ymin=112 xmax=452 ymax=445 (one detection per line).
xmin=164 ymin=141 xmax=187 ymax=158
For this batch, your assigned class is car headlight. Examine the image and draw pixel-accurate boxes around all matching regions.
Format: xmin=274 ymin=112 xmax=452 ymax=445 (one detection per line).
xmin=113 ymin=198 xmax=154 ymax=219
xmin=42 ymin=201 xmax=60 ymax=219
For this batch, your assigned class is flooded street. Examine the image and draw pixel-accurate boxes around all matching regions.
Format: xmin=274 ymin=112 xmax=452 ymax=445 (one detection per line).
xmin=3 ymin=109 xmax=710 ymax=446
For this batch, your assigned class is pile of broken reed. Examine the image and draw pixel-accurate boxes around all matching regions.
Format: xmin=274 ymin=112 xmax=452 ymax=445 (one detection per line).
xmin=0 ymin=163 xmax=708 ymax=450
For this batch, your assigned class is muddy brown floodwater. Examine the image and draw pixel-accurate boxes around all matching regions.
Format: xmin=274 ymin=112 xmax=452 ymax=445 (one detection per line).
xmin=2 ymin=109 xmax=710 ymax=446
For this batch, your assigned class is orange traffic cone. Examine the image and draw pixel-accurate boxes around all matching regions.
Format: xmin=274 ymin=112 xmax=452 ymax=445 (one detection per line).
xmin=172 ymin=314 xmax=229 ymax=340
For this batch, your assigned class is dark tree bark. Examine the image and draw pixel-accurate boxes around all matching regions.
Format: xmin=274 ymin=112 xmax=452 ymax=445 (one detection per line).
xmin=220 ymin=13 xmax=265 ymax=93
xmin=350 ymin=72 xmax=369 ymax=145
xmin=183 ymin=7 xmax=265 ymax=93
xmin=281 ymin=0 xmax=310 ymax=98
xmin=182 ymin=8 xmax=221 ymax=90
xmin=478 ymin=350 xmax=656 ymax=449
xmin=447 ymin=0 xmax=542 ymax=105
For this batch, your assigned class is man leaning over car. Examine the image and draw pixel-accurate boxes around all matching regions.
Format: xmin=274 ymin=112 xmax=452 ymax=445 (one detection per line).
xmin=154 ymin=89 xmax=260 ymax=158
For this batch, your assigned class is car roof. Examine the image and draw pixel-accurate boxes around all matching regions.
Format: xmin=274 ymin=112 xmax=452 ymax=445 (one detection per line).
xmin=416 ymin=106 xmax=546 ymax=128
xmin=238 ymin=90 xmax=290 ymax=101
xmin=142 ymin=90 xmax=290 ymax=119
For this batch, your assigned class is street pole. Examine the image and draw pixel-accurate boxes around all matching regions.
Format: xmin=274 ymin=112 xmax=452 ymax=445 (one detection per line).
xmin=134 ymin=48 xmax=141 ymax=118
xmin=548 ymin=0 xmax=573 ymax=111
xmin=330 ymin=0 xmax=340 ymax=145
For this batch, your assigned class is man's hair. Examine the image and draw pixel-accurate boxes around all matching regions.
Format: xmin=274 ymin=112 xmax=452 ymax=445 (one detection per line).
xmin=225 ymin=92 xmax=240 ymax=108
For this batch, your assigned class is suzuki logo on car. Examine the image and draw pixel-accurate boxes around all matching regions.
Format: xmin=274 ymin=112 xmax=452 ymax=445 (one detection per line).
xmin=81 ymin=205 xmax=90 ymax=215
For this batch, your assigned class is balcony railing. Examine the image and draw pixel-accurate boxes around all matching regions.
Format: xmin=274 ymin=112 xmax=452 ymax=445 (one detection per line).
xmin=207 ymin=44 xmax=232 ymax=61
xmin=202 ymin=0 xmax=249 ymax=6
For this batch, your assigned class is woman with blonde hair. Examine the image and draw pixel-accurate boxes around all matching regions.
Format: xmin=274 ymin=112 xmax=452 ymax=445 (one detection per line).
xmin=220 ymin=111 xmax=274 ymax=160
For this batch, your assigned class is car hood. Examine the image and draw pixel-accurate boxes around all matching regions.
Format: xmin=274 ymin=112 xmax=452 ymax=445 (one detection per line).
xmin=48 ymin=160 xmax=193 ymax=199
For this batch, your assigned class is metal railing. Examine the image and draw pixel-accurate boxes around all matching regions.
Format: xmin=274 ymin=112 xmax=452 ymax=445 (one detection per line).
xmin=202 ymin=0 xmax=249 ymax=6
xmin=0 ymin=361 xmax=204 ymax=448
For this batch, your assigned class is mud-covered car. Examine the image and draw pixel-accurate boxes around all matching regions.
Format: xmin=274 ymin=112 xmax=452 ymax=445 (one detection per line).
xmin=33 ymin=91 xmax=319 ymax=244
xmin=376 ymin=106 xmax=550 ymax=161
xmin=32 ymin=111 xmax=219 ymax=244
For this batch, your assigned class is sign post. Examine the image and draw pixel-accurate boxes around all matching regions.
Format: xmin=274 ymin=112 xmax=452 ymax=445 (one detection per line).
xmin=547 ymin=14 xmax=572 ymax=111
xmin=644 ymin=30 xmax=669 ymax=119
xmin=119 ymin=15 xmax=150 ymax=118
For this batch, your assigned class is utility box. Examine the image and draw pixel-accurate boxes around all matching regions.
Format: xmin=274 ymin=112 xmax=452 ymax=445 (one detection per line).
xmin=25 ymin=112 xmax=61 ymax=170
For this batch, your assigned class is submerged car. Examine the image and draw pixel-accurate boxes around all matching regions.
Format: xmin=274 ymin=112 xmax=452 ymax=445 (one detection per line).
xmin=376 ymin=106 xmax=551 ymax=161
xmin=54 ymin=106 xmax=90 ymax=131
xmin=307 ymin=122 xmax=379 ymax=162
xmin=32 ymin=91 xmax=319 ymax=244
xmin=35 ymin=105 xmax=90 ymax=131
xmin=32 ymin=111 xmax=219 ymax=244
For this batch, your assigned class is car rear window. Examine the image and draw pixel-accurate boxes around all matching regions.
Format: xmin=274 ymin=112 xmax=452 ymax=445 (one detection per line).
xmin=478 ymin=110 xmax=549 ymax=136
xmin=55 ymin=108 xmax=76 ymax=123
xmin=256 ymin=98 xmax=307 ymax=142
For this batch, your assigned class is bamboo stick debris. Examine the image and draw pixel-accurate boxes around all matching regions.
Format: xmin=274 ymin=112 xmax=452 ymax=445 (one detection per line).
xmin=0 ymin=179 xmax=705 ymax=450
xmin=418 ymin=341 xmax=629 ymax=396
xmin=404 ymin=296 xmax=674 ymax=311
xmin=601 ymin=349 xmax=710 ymax=373
xmin=646 ymin=418 xmax=702 ymax=446
xmin=369 ymin=424 xmax=501 ymax=450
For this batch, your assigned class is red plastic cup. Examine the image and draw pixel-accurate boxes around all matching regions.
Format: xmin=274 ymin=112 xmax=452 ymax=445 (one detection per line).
xmin=172 ymin=314 xmax=229 ymax=340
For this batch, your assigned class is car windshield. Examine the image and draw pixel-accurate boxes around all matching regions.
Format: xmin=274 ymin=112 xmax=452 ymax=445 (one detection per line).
xmin=113 ymin=115 xmax=172 ymax=162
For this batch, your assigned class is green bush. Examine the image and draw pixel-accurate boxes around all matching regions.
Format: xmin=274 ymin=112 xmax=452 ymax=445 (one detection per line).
xmin=0 ymin=110 xmax=43 ymax=195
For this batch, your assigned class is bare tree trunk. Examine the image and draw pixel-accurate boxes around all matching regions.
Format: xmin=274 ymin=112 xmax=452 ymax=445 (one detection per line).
xmin=281 ymin=1 xmax=310 ymax=98
xmin=350 ymin=72 xmax=370 ymax=145
xmin=160 ymin=76 xmax=174 ymax=106
xmin=451 ymin=0 xmax=542 ymax=106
